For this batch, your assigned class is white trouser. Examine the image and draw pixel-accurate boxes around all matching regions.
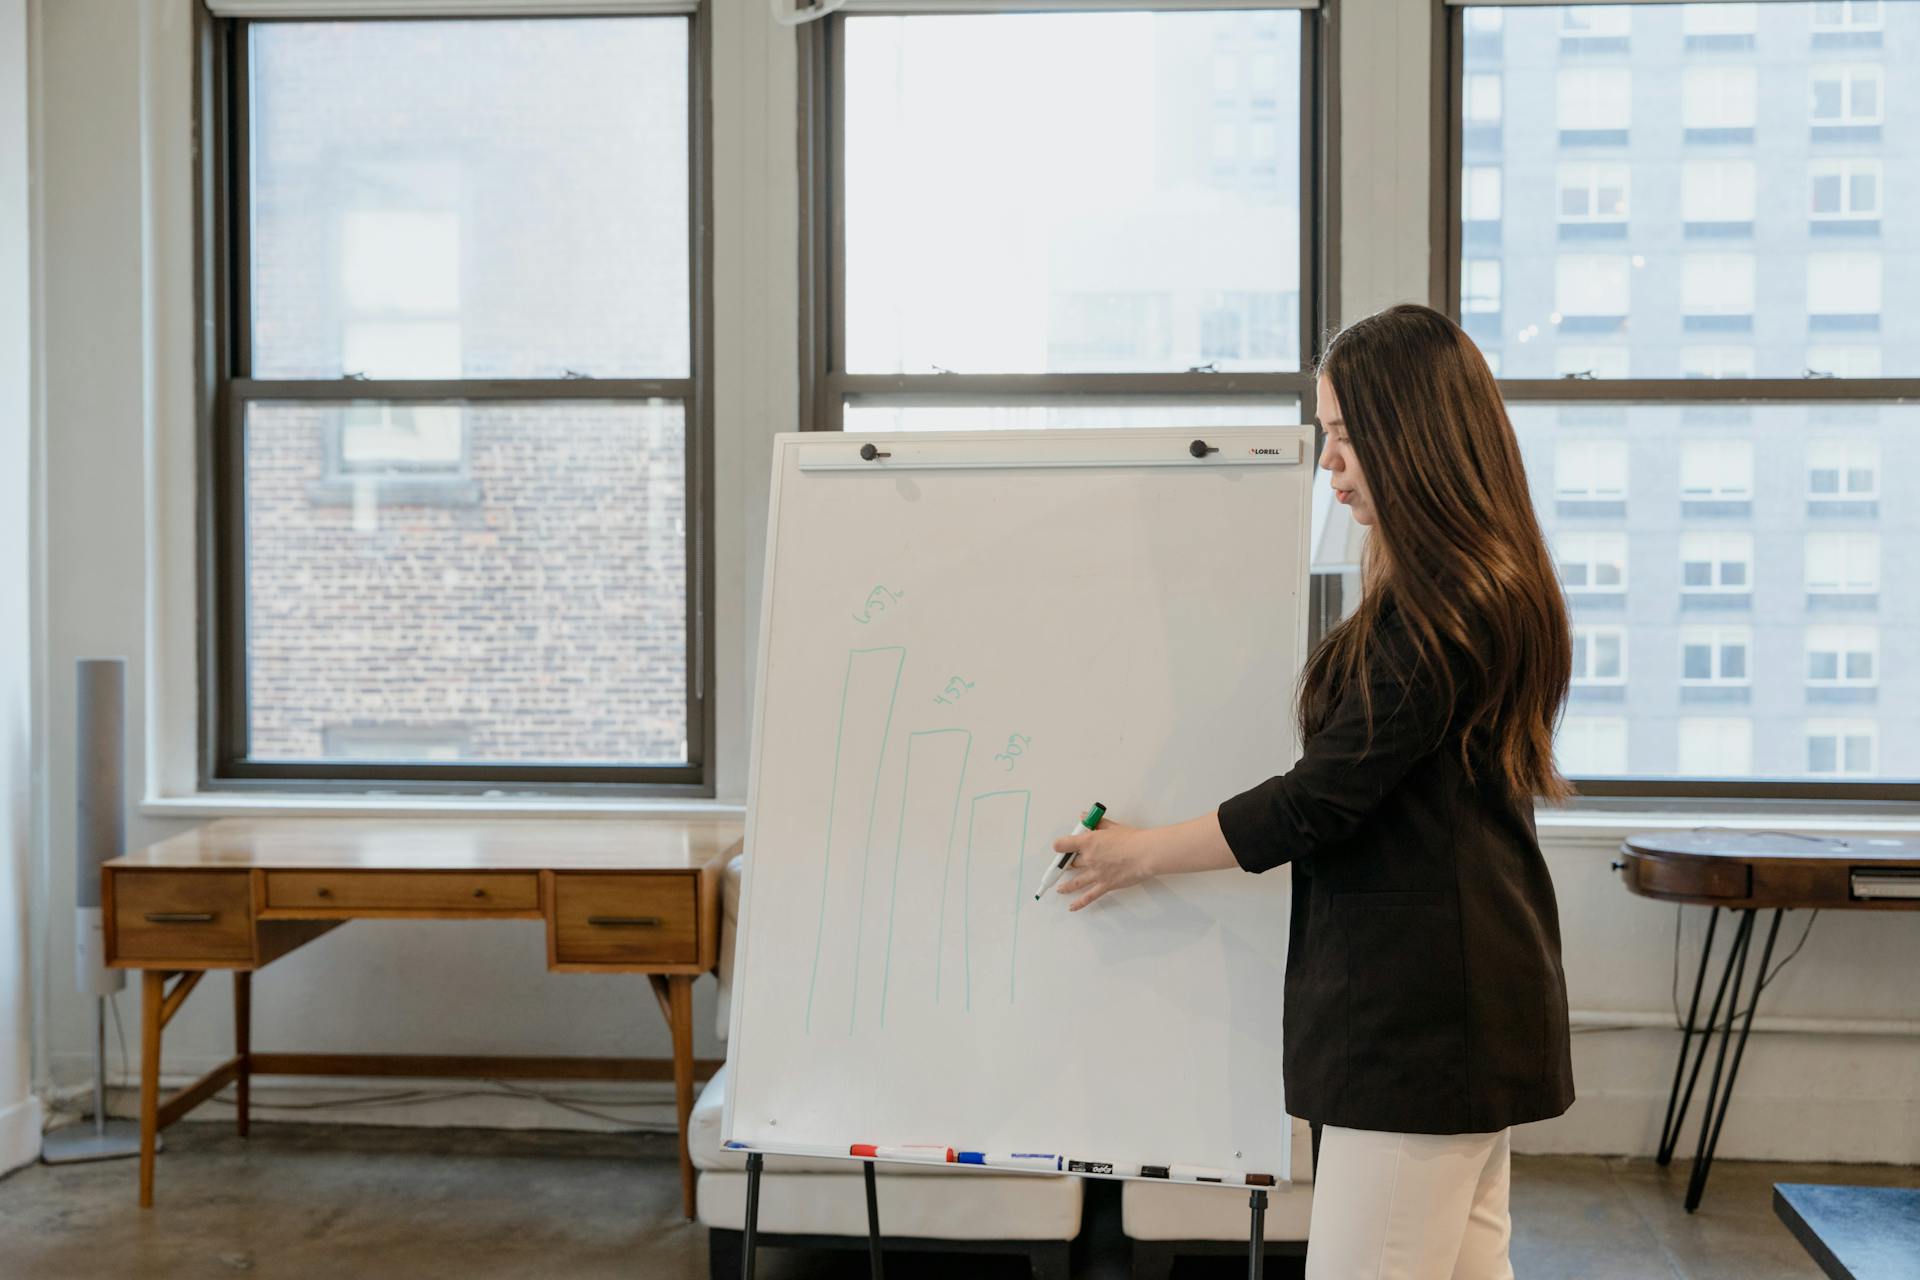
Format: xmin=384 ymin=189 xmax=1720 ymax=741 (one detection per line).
xmin=1304 ymin=1125 xmax=1514 ymax=1280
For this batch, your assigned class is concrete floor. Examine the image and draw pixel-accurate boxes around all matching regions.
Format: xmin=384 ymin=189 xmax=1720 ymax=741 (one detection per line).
xmin=1 ymin=1122 xmax=1913 ymax=1280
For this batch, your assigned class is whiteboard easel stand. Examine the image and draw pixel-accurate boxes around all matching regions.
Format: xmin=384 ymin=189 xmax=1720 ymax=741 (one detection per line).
xmin=738 ymin=1150 xmax=1274 ymax=1280
xmin=738 ymin=1151 xmax=885 ymax=1280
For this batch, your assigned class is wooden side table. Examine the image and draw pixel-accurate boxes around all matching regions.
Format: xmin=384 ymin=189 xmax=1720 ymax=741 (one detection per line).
xmin=104 ymin=816 xmax=742 ymax=1218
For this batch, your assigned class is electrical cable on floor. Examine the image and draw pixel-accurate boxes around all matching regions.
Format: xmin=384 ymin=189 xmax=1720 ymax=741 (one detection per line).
xmin=187 ymin=1080 xmax=682 ymax=1134
xmin=109 ymin=989 xmax=129 ymax=1095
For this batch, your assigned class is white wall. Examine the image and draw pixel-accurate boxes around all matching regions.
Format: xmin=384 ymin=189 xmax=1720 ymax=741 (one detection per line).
xmin=1 ymin=0 xmax=46 ymax=1177
xmin=25 ymin=0 xmax=1920 ymax=1161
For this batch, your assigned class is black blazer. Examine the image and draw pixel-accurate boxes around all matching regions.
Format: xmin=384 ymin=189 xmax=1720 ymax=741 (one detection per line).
xmin=1217 ymin=606 xmax=1575 ymax=1135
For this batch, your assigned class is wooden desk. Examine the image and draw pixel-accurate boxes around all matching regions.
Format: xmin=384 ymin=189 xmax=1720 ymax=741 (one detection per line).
xmin=1616 ymin=831 xmax=1920 ymax=1213
xmin=104 ymin=816 xmax=743 ymax=1218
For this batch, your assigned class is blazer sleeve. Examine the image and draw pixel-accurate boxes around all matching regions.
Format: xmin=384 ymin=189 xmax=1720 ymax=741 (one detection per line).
xmin=1216 ymin=620 xmax=1458 ymax=875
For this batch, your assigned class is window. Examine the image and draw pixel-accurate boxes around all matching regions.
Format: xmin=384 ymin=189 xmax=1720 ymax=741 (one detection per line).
xmin=1681 ymin=346 xmax=1754 ymax=379
xmin=1808 ymin=253 xmax=1883 ymax=320
xmin=1557 ymin=69 xmax=1632 ymax=138
xmin=1680 ymin=439 xmax=1753 ymax=501
xmin=1806 ymin=720 xmax=1876 ymax=776
xmin=1681 ymin=160 xmax=1755 ymax=226
xmin=1681 ymin=626 xmax=1750 ymax=685
xmin=1683 ymin=67 xmax=1758 ymax=133
xmin=1679 ymin=718 xmax=1753 ymax=776
xmin=1572 ymin=625 xmax=1627 ymax=684
xmin=1810 ymin=159 xmax=1882 ymax=221
xmin=1812 ymin=1 xmax=1884 ymax=32
xmin=1682 ymin=255 xmax=1755 ymax=319
xmin=1465 ymin=73 xmax=1503 ymax=125
xmin=1555 ymin=439 xmax=1628 ymax=501
xmin=1556 ymin=255 xmax=1631 ymax=320
xmin=1463 ymin=259 xmax=1502 ymax=315
xmin=1807 ymin=438 xmax=1878 ymax=498
xmin=1557 ymin=717 xmax=1628 ymax=776
xmin=1805 ymin=532 xmax=1879 ymax=593
xmin=1555 ymin=345 xmax=1631 ymax=379
xmin=826 ymin=8 xmax=1313 ymax=429
xmin=1680 ymin=532 xmax=1751 ymax=592
xmin=1807 ymin=626 xmax=1877 ymax=686
xmin=215 ymin=15 xmax=703 ymax=788
xmin=1806 ymin=346 xmax=1882 ymax=378
xmin=1557 ymin=532 xmax=1628 ymax=593
xmin=1464 ymin=165 xmax=1504 ymax=222
xmin=1683 ymin=4 xmax=1758 ymax=36
xmin=1561 ymin=6 xmax=1632 ymax=38
xmin=1559 ymin=163 xmax=1630 ymax=223
xmin=1811 ymin=66 xmax=1884 ymax=126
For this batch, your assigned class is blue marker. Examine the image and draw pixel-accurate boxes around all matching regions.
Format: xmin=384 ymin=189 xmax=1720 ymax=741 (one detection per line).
xmin=956 ymin=1152 xmax=1061 ymax=1171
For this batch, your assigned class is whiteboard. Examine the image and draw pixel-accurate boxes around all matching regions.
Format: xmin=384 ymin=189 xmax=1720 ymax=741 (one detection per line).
xmin=724 ymin=427 xmax=1312 ymax=1186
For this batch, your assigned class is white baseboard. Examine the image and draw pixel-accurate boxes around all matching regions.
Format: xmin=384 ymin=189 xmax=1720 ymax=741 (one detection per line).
xmin=1515 ymin=1089 xmax=1920 ymax=1165
xmin=0 ymin=1095 xmax=46 ymax=1175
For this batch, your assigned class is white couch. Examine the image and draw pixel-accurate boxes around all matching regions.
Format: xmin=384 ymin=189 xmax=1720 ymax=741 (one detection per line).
xmin=703 ymin=852 xmax=1313 ymax=1278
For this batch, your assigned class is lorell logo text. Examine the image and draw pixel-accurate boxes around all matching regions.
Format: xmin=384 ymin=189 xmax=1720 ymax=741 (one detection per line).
xmin=1249 ymin=447 xmax=1283 ymax=455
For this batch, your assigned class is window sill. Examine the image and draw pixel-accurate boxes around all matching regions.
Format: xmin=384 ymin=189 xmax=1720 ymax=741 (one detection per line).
xmin=1536 ymin=800 xmax=1920 ymax=847
xmin=140 ymin=793 xmax=746 ymax=820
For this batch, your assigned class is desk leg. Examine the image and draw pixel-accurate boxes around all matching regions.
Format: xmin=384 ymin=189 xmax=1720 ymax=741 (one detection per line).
xmin=669 ymin=974 xmax=697 ymax=1221
xmin=234 ymin=971 xmax=251 ymax=1139
xmin=139 ymin=970 xmax=167 ymax=1209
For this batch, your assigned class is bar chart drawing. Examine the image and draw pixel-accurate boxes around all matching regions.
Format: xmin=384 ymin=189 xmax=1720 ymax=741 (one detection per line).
xmin=804 ymin=645 xmax=906 ymax=1035
xmin=876 ymin=729 xmax=971 ymax=1029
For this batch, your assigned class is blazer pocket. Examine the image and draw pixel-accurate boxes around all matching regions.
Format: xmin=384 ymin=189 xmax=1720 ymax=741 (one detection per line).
xmin=1333 ymin=891 xmax=1469 ymax=1114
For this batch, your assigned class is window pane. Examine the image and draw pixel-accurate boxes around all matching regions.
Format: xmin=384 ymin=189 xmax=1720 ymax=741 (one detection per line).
xmin=1514 ymin=402 xmax=1918 ymax=782
xmin=1460 ymin=3 xmax=1920 ymax=378
xmin=845 ymin=12 xmax=1302 ymax=375
xmin=243 ymin=399 xmax=688 ymax=765
xmin=248 ymin=20 xmax=691 ymax=379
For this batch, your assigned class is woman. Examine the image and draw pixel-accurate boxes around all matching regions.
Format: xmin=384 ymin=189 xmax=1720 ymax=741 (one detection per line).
xmin=1052 ymin=304 xmax=1575 ymax=1279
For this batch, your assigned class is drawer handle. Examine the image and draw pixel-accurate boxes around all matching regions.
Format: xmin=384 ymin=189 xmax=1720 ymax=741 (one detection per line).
xmin=473 ymin=888 xmax=487 ymax=899
xmin=587 ymin=916 xmax=664 ymax=929
xmin=315 ymin=887 xmax=332 ymax=899
xmin=145 ymin=912 xmax=216 ymax=924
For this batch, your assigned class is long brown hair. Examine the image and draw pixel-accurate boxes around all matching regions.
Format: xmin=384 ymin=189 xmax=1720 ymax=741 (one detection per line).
xmin=1304 ymin=303 xmax=1572 ymax=805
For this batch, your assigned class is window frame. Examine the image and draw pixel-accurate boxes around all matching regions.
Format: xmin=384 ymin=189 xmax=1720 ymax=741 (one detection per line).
xmin=1435 ymin=0 xmax=1920 ymax=801
xmin=798 ymin=2 xmax=1333 ymax=434
xmin=197 ymin=7 xmax=716 ymax=794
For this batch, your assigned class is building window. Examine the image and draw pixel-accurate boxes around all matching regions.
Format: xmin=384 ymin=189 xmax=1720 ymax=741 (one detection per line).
xmin=1555 ymin=255 xmax=1631 ymax=322
xmin=1679 ymin=718 xmax=1753 ymax=776
xmin=1559 ymin=162 xmax=1630 ymax=224
xmin=1681 ymin=346 xmax=1754 ymax=379
xmin=1464 ymin=165 xmax=1504 ymax=222
xmin=1680 ymin=439 xmax=1753 ymax=501
xmin=1811 ymin=1 xmax=1884 ymax=33
xmin=216 ymin=14 xmax=703 ymax=787
xmin=1808 ymin=252 xmax=1883 ymax=323
xmin=1557 ymin=532 xmax=1629 ymax=593
xmin=1806 ymin=625 xmax=1878 ymax=687
xmin=1683 ymin=67 xmax=1758 ymax=137
xmin=1807 ymin=438 xmax=1878 ymax=499
xmin=1805 ymin=532 xmax=1879 ymax=593
xmin=1810 ymin=66 xmax=1884 ymax=127
xmin=1557 ymin=68 xmax=1632 ymax=141
xmin=1806 ymin=720 xmax=1876 ymax=776
xmin=1806 ymin=346 xmax=1882 ymax=378
xmin=1561 ymin=5 xmax=1632 ymax=39
xmin=1554 ymin=345 xmax=1631 ymax=379
xmin=1572 ymin=625 xmax=1627 ymax=684
xmin=1463 ymin=259 xmax=1502 ymax=315
xmin=1557 ymin=716 xmax=1628 ymax=776
xmin=1681 ymin=160 xmax=1755 ymax=229
xmin=1680 ymin=532 xmax=1752 ymax=592
xmin=1810 ymin=159 xmax=1882 ymax=222
xmin=1555 ymin=439 xmax=1628 ymax=502
xmin=1682 ymin=3 xmax=1758 ymax=38
xmin=1465 ymin=72 xmax=1502 ymax=125
xmin=1681 ymin=626 xmax=1750 ymax=685
xmin=1682 ymin=254 xmax=1755 ymax=323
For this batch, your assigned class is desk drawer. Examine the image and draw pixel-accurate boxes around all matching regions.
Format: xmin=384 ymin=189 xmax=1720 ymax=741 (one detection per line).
xmin=552 ymin=874 xmax=698 ymax=965
xmin=265 ymin=871 xmax=539 ymax=913
xmin=112 ymin=871 xmax=253 ymax=963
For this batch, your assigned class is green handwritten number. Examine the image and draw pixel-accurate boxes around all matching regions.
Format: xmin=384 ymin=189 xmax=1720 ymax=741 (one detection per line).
xmin=852 ymin=585 xmax=906 ymax=625
xmin=993 ymin=733 xmax=1031 ymax=772
xmin=934 ymin=675 xmax=974 ymax=706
